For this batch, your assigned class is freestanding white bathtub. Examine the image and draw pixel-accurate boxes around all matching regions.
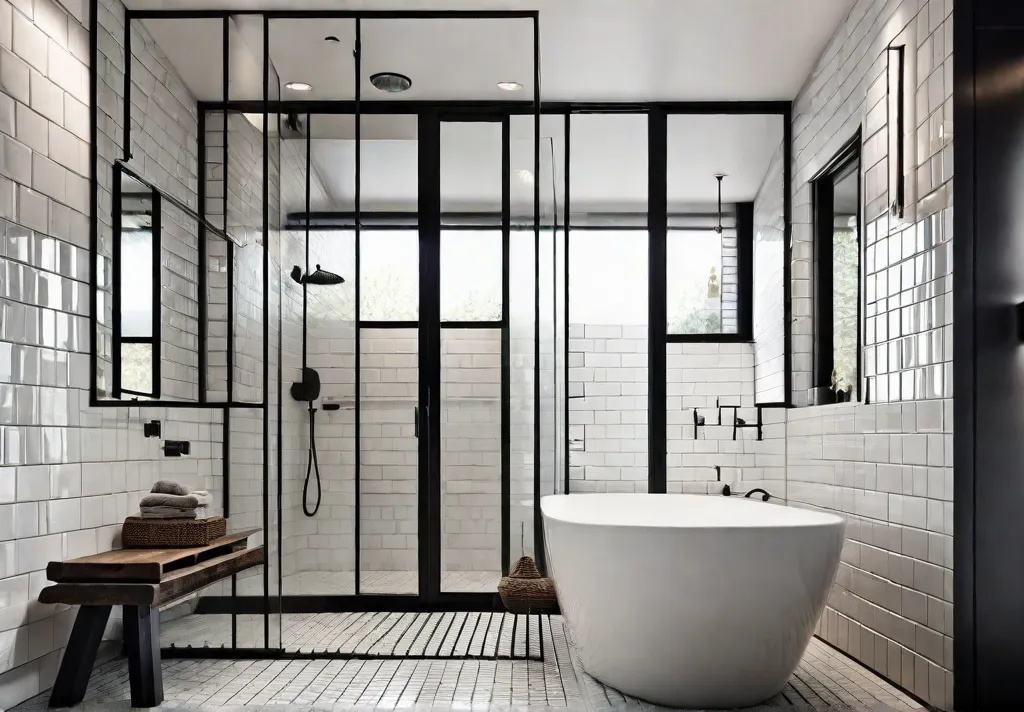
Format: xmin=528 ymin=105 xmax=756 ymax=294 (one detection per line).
xmin=541 ymin=493 xmax=845 ymax=709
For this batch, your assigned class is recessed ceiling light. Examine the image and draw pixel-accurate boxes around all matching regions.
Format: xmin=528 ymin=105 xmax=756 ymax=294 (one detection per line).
xmin=515 ymin=169 xmax=534 ymax=185
xmin=370 ymin=72 xmax=412 ymax=93
xmin=285 ymin=81 xmax=312 ymax=91
xmin=497 ymin=81 xmax=523 ymax=91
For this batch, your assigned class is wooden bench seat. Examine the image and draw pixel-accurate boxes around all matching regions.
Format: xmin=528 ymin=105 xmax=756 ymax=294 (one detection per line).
xmin=38 ymin=529 xmax=262 ymax=709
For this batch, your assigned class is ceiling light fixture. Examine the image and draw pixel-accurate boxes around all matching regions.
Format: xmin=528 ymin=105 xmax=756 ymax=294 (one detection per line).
xmin=370 ymin=72 xmax=412 ymax=93
xmin=497 ymin=81 xmax=523 ymax=91
xmin=516 ymin=169 xmax=534 ymax=185
xmin=714 ymin=174 xmax=726 ymax=234
xmin=285 ymin=81 xmax=313 ymax=91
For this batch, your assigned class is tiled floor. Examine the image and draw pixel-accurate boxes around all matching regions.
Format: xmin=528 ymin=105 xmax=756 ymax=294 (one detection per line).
xmin=237 ymin=571 xmax=503 ymax=596
xmin=14 ymin=615 xmax=926 ymax=712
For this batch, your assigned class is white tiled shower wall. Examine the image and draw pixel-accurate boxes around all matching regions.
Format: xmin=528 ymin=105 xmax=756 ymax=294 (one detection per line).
xmin=568 ymin=328 xmax=786 ymax=500
xmin=0 ymin=0 xmax=227 ymax=707
xmin=783 ymin=0 xmax=954 ymax=708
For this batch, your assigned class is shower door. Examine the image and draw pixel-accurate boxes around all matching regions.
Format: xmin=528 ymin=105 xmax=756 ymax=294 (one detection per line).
xmin=414 ymin=115 xmax=511 ymax=604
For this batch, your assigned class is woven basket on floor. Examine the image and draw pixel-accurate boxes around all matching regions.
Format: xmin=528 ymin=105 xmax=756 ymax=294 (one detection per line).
xmin=498 ymin=556 xmax=559 ymax=614
xmin=122 ymin=516 xmax=227 ymax=548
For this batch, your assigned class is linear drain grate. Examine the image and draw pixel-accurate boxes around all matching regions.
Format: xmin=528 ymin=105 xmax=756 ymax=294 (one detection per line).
xmin=162 ymin=611 xmax=544 ymax=660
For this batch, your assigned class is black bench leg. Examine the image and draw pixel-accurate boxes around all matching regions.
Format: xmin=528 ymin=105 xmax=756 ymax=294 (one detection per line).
xmin=123 ymin=605 xmax=163 ymax=707
xmin=49 ymin=605 xmax=112 ymax=707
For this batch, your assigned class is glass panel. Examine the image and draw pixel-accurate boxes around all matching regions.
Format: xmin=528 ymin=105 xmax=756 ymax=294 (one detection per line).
xmin=832 ymin=166 xmax=860 ymax=392
xmin=508 ymin=227 xmax=535 ymax=561
xmin=361 ymin=232 xmax=418 ymax=321
xmin=121 ymin=343 xmax=152 ymax=394
xmin=568 ymin=231 xmax=648 ymax=493
xmin=441 ymin=231 xmax=502 ymax=321
xmin=120 ymin=202 xmax=153 ymax=337
xmin=441 ymin=328 xmax=501 ymax=592
xmin=360 ymin=327 xmax=418 ymax=595
xmin=667 ymin=230 xmax=725 ymax=334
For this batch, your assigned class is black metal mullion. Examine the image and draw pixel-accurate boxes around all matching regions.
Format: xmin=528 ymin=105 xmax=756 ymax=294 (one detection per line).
xmin=501 ymin=115 xmax=510 ymax=576
xmin=531 ymin=15 xmax=544 ymax=574
xmin=736 ymin=201 xmax=754 ymax=341
xmin=783 ymin=107 xmax=793 ymax=405
xmin=647 ymin=109 xmax=667 ymax=494
xmin=123 ymin=13 xmax=132 ymax=161
xmin=111 ymin=164 xmax=123 ymax=398
xmin=151 ymin=191 xmax=162 ymax=400
xmin=354 ymin=22 xmax=363 ymax=597
xmin=198 ymin=110 xmax=207 ymax=403
xmin=563 ymin=112 xmax=570 ymax=495
xmin=812 ymin=179 xmax=835 ymax=389
xmin=260 ymin=12 xmax=270 ymax=649
xmin=417 ymin=111 xmax=441 ymax=603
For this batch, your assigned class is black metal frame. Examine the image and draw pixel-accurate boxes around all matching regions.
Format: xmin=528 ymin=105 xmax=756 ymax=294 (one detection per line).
xmin=90 ymin=6 xmax=796 ymax=655
xmin=810 ymin=129 xmax=862 ymax=399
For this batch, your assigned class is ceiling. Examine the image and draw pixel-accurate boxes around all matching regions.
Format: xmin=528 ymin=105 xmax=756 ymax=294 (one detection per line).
xmin=282 ymin=113 xmax=783 ymax=213
xmin=135 ymin=0 xmax=855 ymax=102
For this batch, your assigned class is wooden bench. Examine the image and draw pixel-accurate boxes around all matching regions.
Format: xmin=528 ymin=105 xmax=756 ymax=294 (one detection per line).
xmin=38 ymin=529 xmax=262 ymax=708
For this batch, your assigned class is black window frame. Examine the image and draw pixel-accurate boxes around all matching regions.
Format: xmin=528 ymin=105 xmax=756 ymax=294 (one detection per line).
xmin=811 ymin=129 xmax=862 ymax=402
xmin=112 ymin=161 xmax=162 ymax=399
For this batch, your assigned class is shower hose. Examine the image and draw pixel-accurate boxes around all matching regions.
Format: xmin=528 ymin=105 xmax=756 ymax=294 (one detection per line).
xmin=302 ymin=405 xmax=322 ymax=517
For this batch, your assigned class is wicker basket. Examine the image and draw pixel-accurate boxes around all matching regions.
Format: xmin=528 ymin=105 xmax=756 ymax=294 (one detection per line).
xmin=121 ymin=516 xmax=227 ymax=548
xmin=498 ymin=556 xmax=559 ymax=614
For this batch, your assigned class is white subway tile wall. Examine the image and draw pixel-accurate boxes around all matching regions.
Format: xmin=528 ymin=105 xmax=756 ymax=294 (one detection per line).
xmin=0 ymin=1 xmax=226 ymax=706
xmin=783 ymin=0 xmax=954 ymax=709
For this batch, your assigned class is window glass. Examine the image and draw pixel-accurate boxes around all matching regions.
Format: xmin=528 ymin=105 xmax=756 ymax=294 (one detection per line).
xmin=832 ymin=168 xmax=859 ymax=391
xmin=120 ymin=228 xmax=153 ymax=338
xmin=667 ymin=230 xmax=727 ymax=334
xmin=441 ymin=230 xmax=502 ymax=321
xmin=360 ymin=231 xmax=418 ymax=321
xmin=121 ymin=342 xmax=153 ymax=395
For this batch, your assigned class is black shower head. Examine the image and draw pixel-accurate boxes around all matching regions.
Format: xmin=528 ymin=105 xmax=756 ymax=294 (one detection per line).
xmin=305 ymin=265 xmax=344 ymax=285
xmin=290 ymin=264 xmax=345 ymax=286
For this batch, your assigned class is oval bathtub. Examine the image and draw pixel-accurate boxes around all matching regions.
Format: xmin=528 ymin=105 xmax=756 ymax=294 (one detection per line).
xmin=541 ymin=493 xmax=845 ymax=709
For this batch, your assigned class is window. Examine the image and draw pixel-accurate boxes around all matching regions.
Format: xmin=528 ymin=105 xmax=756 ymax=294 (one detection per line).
xmin=667 ymin=229 xmax=730 ymax=335
xmin=812 ymin=133 xmax=861 ymax=403
xmin=113 ymin=165 xmax=161 ymax=399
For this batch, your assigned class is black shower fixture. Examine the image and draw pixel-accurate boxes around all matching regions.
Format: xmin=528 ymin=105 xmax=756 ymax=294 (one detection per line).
xmin=290 ymin=264 xmax=345 ymax=286
xmin=714 ymin=174 xmax=726 ymax=234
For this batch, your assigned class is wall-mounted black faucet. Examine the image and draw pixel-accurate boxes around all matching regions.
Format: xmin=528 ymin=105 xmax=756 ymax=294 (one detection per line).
xmin=732 ymin=407 xmax=764 ymax=441
xmin=161 ymin=440 xmax=191 ymax=457
xmin=721 ymin=484 xmax=771 ymax=501
xmin=693 ymin=408 xmax=706 ymax=439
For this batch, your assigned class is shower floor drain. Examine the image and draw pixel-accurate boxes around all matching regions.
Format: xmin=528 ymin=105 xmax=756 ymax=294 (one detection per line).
xmin=162 ymin=611 xmax=543 ymax=660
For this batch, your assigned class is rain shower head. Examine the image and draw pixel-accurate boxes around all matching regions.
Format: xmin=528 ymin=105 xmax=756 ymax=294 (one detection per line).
xmin=291 ymin=264 xmax=345 ymax=286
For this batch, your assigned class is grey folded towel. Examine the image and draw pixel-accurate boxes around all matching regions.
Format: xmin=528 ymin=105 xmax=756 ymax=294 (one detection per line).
xmin=152 ymin=480 xmax=188 ymax=496
xmin=139 ymin=491 xmax=212 ymax=509
xmin=139 ymin=506 xmax=199 ymax=519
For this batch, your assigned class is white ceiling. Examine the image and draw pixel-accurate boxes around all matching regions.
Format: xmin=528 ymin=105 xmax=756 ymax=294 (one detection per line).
xmin=135 ymin=0 xmax=855 ymax=102
xmin=283 ymin=113 xmax=783 ymax=214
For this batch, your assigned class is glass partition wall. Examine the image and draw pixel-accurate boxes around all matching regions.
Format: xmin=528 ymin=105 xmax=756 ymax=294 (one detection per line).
xmin=102 ymin=6 xmax=791 ymax=660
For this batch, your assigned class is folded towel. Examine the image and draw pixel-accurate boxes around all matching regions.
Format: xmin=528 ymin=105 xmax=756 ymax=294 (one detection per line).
xmin=139 ymin=505 xmax=208 ymax=520
xmin=139 ymin=491 xmax=212 ymax=509
xmin=151 ymin=480 xmax=188 ymax=496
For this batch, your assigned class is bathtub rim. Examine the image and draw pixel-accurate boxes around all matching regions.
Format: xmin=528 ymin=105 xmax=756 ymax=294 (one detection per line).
xmin=540 ymin=493 xmax=846 ymax=531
